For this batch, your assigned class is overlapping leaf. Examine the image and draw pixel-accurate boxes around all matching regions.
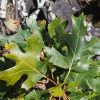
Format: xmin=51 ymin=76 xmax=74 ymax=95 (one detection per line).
xmin=25 ymin=90 xmax=48 ymax=100
xmin=45 ymin=47 xmax=68 ymax=69
xmin=0 ymin=13 xmax=100 ymax=99
xmin=0 ymin=18 xmax=42 ymax=47
xmin=47 ymin=14 xmax=100 ymax=99
xmin=48 ymin=14 xmax=100 ymax=71
xmin=48 ymin=83 xmax=65 ymax=97
xmin=48 ymin=17 xmax=68 ymax=48
xmin=0 ymin=34 xmax=47 ymax=89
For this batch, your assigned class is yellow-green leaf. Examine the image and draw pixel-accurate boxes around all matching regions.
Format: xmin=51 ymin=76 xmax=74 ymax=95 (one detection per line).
xmin=0 ymin=34 xmax=46 ymax=89
xmin=48 ymin=83 xmax=65 ymax=97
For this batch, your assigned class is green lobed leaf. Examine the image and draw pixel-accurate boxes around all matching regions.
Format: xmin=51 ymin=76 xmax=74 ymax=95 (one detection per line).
xmin=45 ymin=47 xmax=68 ymax=69
xmin=26 ymin=17 xmax=43 ymax=41
xmin=0 ymin=18 xmax=43 ymax=47
xmin=0 ymin=13 xmax=100 ymax=99
xmin=24 ymin=90 xmax=48 ymax=100
xmin=48 ymin=83 xmax=65 ymax=97
xmin=0 ymin=34 xmax=47 ymax=89
xmin=48 ymin=17 xmax=68 ymax=49
xmin=48 ymin=14 xmax=100 ymax=71
xmin=47 ymin=14 xmax=100 ymax=99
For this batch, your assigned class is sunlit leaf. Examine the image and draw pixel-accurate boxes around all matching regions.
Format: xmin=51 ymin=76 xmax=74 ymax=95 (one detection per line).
xmin=0 ymin=34 xmax=47 ymax=89
xmin=48 ymin=83 xmax=65 ymax=97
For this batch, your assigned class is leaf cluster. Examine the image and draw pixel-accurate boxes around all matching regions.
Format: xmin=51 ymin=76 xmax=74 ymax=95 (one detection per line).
xmin=0 ymin=14 xmax=100 ymax=100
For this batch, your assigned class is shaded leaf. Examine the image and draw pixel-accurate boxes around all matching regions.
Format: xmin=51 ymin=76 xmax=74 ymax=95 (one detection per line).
xmin=48 ymin=17 xmax=68 ymax=48
xmin=25 ymin=90 xmax=48 ymax=100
